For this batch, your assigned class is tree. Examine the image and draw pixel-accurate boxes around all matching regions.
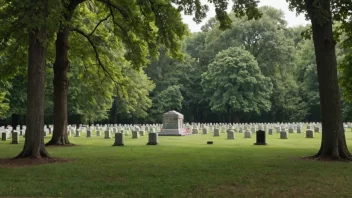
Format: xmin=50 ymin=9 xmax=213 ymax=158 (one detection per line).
xmin=189 ymin=7 xmax=306 ymax=122
xmin=295 ymin=40 xmax=320 ymax=121
xmin=144 ymin=47 xmax=195 ymax=122
xmin=0 ymin=0 xmax=64 ymax=158
xmin=201 ymin=47 xmax=272 ymax=123
xmin=47 ymin=0 xmax=83 ymax=145
xmin=15 ymin=1 xmax=52 ymax=158
xmin=48 ymin=0 xmax=262 ymax=144
xmin=48 ymin=0 xmax=189 ymax=145
xmin=8 ymin=76 xmax=27 ymax=127
xmin=287 ymin=0 xmax=352 ymax=159
xmin=0 ymin=81 xmax=10 ymax=119
xmin=156 ymin=85 xmax=183 ymax=112
xmin=111 ymin=68 xmax=155 ymax=124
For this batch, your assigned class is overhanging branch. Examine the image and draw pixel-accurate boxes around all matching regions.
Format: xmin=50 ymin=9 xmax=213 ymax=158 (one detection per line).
xmin=89 ymin=14 xmax=111 ymax=37
xmin=70 ymin=27 xmax=122 ymax=86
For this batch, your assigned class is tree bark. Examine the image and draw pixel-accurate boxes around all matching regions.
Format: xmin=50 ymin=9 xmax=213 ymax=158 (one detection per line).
xmin=305 ymin=0 xmax=351 ymax=160
xmin=15 ymin=28 xmax=50 ymax=158
xmin=46 ymin=27 xmax=71 ymax=146
xmin=46 ymin=1 xmax=80 ymax=146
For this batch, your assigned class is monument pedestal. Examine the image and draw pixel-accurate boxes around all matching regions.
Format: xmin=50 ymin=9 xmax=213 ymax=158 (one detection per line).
xmin=158 ymin=110 xmax=191 ymax=136
xmin=158 ymin=129 xmax=190 ymax=136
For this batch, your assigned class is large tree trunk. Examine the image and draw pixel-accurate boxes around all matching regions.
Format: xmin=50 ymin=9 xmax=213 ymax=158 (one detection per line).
xmin=305 ymin=0 xmax=351 ymax=160
xmin=46 ymin=1 xmax=80 ymax=146
xmin=16 ymin=28 xmax=50 ymax=158
xmin=46 ymin=28 xmax=71 ymax=146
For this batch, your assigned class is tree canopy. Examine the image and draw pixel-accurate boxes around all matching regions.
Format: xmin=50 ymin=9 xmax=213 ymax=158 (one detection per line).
xmin=202 ymin=47 xmax=272 ymax=122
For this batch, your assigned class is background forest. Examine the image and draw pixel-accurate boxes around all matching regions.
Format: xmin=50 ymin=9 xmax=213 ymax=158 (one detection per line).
xmin=1 ymin=6 xmax=352 ymax=126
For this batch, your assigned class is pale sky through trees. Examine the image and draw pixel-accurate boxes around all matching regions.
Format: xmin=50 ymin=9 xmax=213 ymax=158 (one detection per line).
xmin=182 ymin=0 xmax=310 ymax=32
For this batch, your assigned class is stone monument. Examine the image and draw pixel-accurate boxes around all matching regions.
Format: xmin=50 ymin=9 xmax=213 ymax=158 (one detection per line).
xmin=158 ymin=110 xmax=188 ymax=136
xmin=254 ymin=130 xmax=267 ymax=145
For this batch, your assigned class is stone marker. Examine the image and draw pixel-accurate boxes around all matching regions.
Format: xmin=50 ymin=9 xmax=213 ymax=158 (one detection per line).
xmin=1 ymin=132 xmax=6 ymax=141
xmin=147 ymin=133 xmax=158 ymax=145
xmin=254 ymin=130 xmax=267 ymax=145
xmin=132 ymin=130 xmax=139 ymax=139
xmin=268 ymin=128 xmax=274 ymax=135
xmin=192 ymin=128 xmax=199 ymax=134
xmin=113 ymin=133 xmax=124 ymax=146
xmin=12 ymin=132 xmax=19 ymax=144
xmin=87 ymin=130 xmax=92 ymax=138
xmin=75 ymin=129 xmax=80 ymax=137
xmin=202 ymin=128 xmax=208 ymax=135
xmin=104 ymin=130 xmax=111 ymax=139
xmin=96 ymin=130 xmax=101 ymax=137
xmin=314 ymin=127 xmax=320 ymax=133
xmin=280 ymin=130 xmax=288 ymax=139
xmin=227 ymin=130 xmax=235 ymax=140
xmin=214 ymin=128 xmax=220 ymax=137
xmin=289 ymin=128 xmax=294 ymax=133
xmin=306 ymin=130 xmax=314 ymax=138
xmin=297 ymin=128 xmax=302 ymax=133
xmin=207 ymin=141 xmax=213 ymax=145
xmin=139 ymin=130 xmax=145 ymax=136
xmin=244 ymin=130 xmax=252 ymax=138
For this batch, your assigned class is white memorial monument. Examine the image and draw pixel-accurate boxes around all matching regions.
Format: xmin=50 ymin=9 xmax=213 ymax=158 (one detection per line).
xmin=159 ymin=110 xmax=188 ymax=136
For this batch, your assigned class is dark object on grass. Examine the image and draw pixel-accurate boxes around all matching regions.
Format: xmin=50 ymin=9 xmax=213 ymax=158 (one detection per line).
xmin=207 ymin=141 xmax=213 ymax=145
xmin=254 ymin=130 xmax=267 ymax=145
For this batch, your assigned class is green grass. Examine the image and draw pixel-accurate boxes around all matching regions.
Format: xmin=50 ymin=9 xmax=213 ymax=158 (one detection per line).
xmin=1 ymin=131 xmax=352 ymax=197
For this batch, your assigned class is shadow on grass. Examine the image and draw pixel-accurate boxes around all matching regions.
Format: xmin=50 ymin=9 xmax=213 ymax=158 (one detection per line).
xmin=0 ymin=157 xmax=73 ymax=168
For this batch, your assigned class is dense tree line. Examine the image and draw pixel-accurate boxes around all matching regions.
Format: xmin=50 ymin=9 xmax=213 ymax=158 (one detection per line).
xmin=1 ymin=6 xmax=352 ymax=125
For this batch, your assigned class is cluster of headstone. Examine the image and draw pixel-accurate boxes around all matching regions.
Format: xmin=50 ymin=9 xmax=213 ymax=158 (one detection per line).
xmin=0 ymin=125 xmax=26 ymax=144
xmin=66 ymin=124 xmax=162 ymax=146
xmin=2 ymin=121 xmax=352 ymax=145
xmin=1 ymin=123 xmax=164 ymax=146
xmin=65 ymin=123 xmax=162 ymax=139
xmin=182 ymin=122 xmax=352 ymax=139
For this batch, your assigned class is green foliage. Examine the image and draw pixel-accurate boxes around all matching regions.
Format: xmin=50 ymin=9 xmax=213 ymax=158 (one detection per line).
xmin=7 ymin=76 xmax=27 ymax=117
xmin=0 ymin=0 xmax=63 ymax=47
xmin=3 ymin=0 xmax=352 ymax=124
xmin=338 ymin=15 xmax=352 ymax=106
xmin=155 ymin=85 xmax=184 ymax=113
xmin=66 ymin=3 xmax=156 ymax=123
xmin=67 ymin=10 xmax=118 ymax=123
xmin=114 ymin=67 xmax=155 ymax=119
xmin=201 ymin=47 xmax=272 ymax=116
xmin=144 ymin=47 xmax=194 ymax=122
xmin=339 ymin=42 xmax=352 ymax=103
xmin=188 ymin=7 xmax=306 ymax=121
xmin=0 ymin=81 xmax=10 ymax=119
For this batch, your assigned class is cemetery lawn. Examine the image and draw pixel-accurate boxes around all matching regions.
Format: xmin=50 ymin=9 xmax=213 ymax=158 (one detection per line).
xmin=1 ymin=132 xmax=352 ymax=198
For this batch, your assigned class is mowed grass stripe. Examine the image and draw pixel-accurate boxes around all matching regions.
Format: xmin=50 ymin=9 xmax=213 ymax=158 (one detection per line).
xmin=0 ymin=132 xmax=351 ymax=197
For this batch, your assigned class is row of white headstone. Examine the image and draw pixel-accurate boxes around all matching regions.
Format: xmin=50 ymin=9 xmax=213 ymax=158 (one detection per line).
xmin=0 ymin=128 xmax=316 ymax=145
xmin=190 ymin=128 xmax=316 ymax=139
xmin=2 ymin=121 xmax=352 ymax=141
xmin=1 ymin=130 xmax=160 ymax=146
